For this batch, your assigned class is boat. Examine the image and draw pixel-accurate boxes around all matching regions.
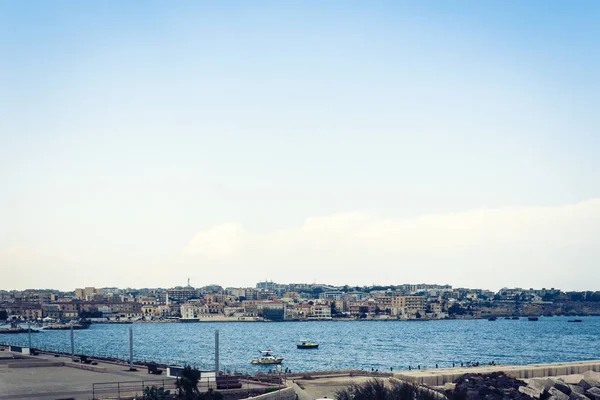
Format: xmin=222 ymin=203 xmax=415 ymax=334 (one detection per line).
xmin=297 ymin=340 xmax=319 ymax=349
xmin=487 ymin=317 xmax=497 ymax=321
xmin=45 ymin=323 xmax=88 ymax=330
xmin=251 ymin=350 xmax=283 ymax=365
xmin=568 ymin=319 xmax=583 ymax=323
xmin=528 ymin=317 xmax=539 ymax=321
xmin=511 ymin=317 xmax=519 ymax=320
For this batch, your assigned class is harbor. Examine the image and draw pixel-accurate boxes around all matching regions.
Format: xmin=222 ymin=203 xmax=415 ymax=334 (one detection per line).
xmin=1 ymin=343 xmax=599 ymax=400
xmin=1 ymin=317 xmax=599 ymax=374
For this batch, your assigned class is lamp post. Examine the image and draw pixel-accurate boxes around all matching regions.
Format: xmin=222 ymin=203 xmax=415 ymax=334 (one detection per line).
xmin=215 ymin=329 xmax=220 ymax=375
xmin=70 ymin=324 xmax=75 ymax=361
xmin=129 ymin=326 xmax=135 ymax=370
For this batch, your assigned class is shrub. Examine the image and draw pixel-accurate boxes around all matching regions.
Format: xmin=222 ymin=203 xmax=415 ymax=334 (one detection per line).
xmin=335 ymin=379 xmax=441 ymax=400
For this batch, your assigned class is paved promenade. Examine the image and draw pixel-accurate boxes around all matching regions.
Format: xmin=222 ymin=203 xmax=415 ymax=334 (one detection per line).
xmin=0 ymin=349 xmax=176 ymax=400
xmin=394 ymin=359 xmax=600 ymax=386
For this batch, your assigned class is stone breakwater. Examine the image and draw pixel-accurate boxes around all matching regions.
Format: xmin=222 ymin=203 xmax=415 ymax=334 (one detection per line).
xmin=394 ymin=361 xmax=600 ymax=399
xmin=518 ymin=370 xmax=600 ymax=400
xmin=446 ymin=370 xmax=600 ymax=399
xmin=395 ymin=360 xmax=600 ymax=386
xmin=449 ymin=372 xmax=530 ymax=399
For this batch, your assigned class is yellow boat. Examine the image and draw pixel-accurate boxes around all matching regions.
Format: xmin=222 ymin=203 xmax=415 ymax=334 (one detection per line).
xmin=297 ymin=340 xmax=319 ymax=349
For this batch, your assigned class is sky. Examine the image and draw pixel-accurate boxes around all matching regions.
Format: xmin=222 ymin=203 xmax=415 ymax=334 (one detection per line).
xmin=1 ymin=1 xmax=599 ymax=292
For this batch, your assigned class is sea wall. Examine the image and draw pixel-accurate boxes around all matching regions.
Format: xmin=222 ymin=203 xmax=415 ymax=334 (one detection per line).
xmin=395 ymin=360 xmax=600 ymax=386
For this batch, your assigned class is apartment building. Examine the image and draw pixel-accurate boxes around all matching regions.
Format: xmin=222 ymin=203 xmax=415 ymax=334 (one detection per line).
xmin=392 ymin=296 xmax=425 ymax=319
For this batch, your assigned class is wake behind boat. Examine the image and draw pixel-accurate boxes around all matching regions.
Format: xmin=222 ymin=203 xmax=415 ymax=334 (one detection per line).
xmin=251 ymin=350 xmax=283 ymax=365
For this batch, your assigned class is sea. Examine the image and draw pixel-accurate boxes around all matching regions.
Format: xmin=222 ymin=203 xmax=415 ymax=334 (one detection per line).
xmin=2 ymin=316 xmax=599 ymax=373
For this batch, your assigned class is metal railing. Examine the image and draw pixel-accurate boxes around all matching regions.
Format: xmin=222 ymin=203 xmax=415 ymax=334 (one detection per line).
xmin=91 ymin=379 xmax=176 ymax=399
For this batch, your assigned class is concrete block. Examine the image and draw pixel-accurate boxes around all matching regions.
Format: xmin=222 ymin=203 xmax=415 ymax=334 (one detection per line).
xmin=520 ymin=385 xmax=543 ymax=399
xmin=569 ymin=393 xmax=590 ymax=400
xmin=555 ymin=381 xmax=573 ymax=395
xmin=531 ymin=378 xmax=556 ymax=392
xmin=444 ymin=382 xmax=456 ymax=391
xmin=570 ymin=385 xmax=586 ymax=394
xmin=581 ymin=380 xmax=594 ymax=391
xmin=584 ymin=371 xmax=600 ymax=383
xmin=548 ymin=387 xmax=570 ymax=400
xmin=586 ymin=387 xmax=600 ymax=400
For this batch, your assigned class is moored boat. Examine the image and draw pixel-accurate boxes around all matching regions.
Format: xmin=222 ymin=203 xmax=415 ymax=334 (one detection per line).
xmin=251 ymin=350 xmax=283 ymax=365
xmin=297 ymin=340 xmax=319 ymax=349
xmin=528 ymin=317 xmax=539 ymax=321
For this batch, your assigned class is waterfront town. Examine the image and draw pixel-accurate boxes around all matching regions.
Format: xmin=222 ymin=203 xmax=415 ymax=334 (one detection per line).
xmin=1 ymin=281 xmax=599 ymax=324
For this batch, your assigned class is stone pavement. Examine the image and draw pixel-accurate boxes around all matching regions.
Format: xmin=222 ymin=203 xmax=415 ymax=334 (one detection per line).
xmin=0 ymin=349 xmax=176 ymax=399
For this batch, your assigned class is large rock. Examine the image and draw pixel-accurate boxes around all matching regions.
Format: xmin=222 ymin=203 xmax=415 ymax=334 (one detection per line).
xmin=453 ymin=372 xmax=530 ymax=399
xmin=569 ymin=393 xmax=590 ymax=400
xmin=548 ymin=387 xmax=571 ymax=400
xmin=555 ymin=381 xmax=574 ymax=395
xmin=523 ymin=380 xmax=546 ymax=398
xmin=581 ymin=380 xmax=594 ymax=392
xmin=571 ymin=385 xmax=587 ymax=395
xmin=519 ymin=385 xmax=543 ymax=399
xmin=584 ymin=371 xmax=600 ymax=382
xmin=444 ymin=382 xmax=456 ymax=391
xmin=582 ymin=373 xmax=600 ymax=389
xmin=531 ymin=378 xmax=556 ymax=392
xmin=586 ymin=387 xmax=600 ymax=400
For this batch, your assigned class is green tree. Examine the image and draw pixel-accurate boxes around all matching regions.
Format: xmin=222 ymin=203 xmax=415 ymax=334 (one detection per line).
xmin=143 ymin=385 xmax=170 ymax=400
xmin=176 ymin=366 xmax=201 ymax=399
xmin=448 ymin=304 xmax=466 ymax=316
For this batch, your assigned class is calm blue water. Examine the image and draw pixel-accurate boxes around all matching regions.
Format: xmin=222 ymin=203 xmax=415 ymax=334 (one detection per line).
xmin=2 ymin=317 xmax=599 ymax=373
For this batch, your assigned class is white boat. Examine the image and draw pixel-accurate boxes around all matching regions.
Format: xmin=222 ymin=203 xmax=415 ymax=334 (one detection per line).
xmin=251 ymin=350 xmax=283 ymax=365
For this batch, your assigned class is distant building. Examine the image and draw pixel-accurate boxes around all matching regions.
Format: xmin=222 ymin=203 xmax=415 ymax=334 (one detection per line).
xmin=167 ymin=287 xmax=200 ymax=303
xmin=180 ymin=303 xmax=196 ymax=320
xmin=75 ymin=287 xmax=103 ymax=301
xmin=392 ymin=296 xmax=425 ymax=319
xmin=261 ymin=302 xmax=285 ymax=322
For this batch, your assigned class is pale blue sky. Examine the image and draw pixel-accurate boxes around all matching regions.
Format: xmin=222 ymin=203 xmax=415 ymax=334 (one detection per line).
xmin=1 ymin=1 xmax=599 ymax=290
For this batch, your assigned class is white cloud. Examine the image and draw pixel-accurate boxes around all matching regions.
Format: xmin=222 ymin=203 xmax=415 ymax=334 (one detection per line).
xmin=1 ymin=199 xmax=598 ymax=291
xmin=182 ymin=199 xmax=600 ymax=291
xmin=184 ymin=223 xmax=244 ymax=257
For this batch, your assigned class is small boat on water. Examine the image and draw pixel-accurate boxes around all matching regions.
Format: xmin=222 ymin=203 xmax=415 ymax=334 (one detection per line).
xmin=528 ymin=317 xmax=539 ymax=321
xmin=297 ymin=340 xmax=319 ymax=349
xmin=45 ymin=323 xmax=88 ymax=330
xmin=251 ymin=350 xmax=283 ymax=365
xmin=487 ymin=317 xmax=497 ymax=321
xmin=568 ymin=319 xmax=583 ymax=323
xmin=511 ymin=316 xmax=519 ymax=320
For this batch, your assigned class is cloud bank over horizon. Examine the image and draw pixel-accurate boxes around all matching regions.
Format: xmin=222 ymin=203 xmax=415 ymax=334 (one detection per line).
xmin=1 ymin=2 xmax=599 ymax=293
xmin=2 ymin=198 xmax=598 ymax=291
